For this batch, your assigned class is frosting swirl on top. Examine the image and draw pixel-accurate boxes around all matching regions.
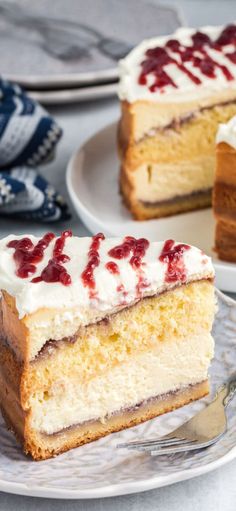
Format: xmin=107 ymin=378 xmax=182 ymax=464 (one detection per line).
xmin=0 ymin=233 xmax=214 ymax=318
xmin=118 ymin=24 xmax=236 ymax=103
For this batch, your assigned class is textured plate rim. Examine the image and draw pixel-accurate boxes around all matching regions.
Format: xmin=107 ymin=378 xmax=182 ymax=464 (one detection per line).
xmin=66 ymin=121 xmax=236 ymax=292
xmin=4 ymin=68 xmax=119 ymax=89
xmin=0 ymin=446 xmax=236 ymax=499
xmin=28 ymin=82 xmax=117 ymax=105
xmin=0 ymin=294 xmax=235 ymax=499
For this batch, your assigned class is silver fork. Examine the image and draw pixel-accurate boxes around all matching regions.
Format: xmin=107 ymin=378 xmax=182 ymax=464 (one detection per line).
xmin=117 ymin=376 xmax=236 ymax=456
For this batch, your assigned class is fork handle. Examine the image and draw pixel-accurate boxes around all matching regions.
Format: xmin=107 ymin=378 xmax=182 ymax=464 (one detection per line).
xmin=221 ymin=374 xmax=236 ymax=408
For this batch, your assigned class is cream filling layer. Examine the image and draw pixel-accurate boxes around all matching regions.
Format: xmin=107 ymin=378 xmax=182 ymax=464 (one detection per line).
xmin=29 ymin=332 xmax=214 ymax=435
xmin=132 ymin=159 xmax=214 ymax=203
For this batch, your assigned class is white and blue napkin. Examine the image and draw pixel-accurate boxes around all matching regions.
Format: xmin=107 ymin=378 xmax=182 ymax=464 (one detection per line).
xmin=0 ymin=79 xmax=70 ymax=222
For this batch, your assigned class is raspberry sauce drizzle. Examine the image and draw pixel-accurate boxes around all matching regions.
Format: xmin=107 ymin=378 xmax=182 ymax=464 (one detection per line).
xmin=139 ymin=46 xmax=201 ymax=91
xmin=105 ymin=261 xmax=119 ymax=275
xmin=159 ymin=240 xmax=191 ymax=283
xmin=31 ymin=230 xmax=72 ymax=286
xmin=216 ymin=24 xmax=236 ymax=47
xmin=108 ymin=236 xmax=150 ymax=296
xmin=7 ymin=232 xmax=55 ymax=279
xmin=81 ymin=233 xmax=105 ymax=298
xmin=139 ymin=25 xmax=236 ymax=93
xmin=106 ymin=260 xmax=129 ymax=302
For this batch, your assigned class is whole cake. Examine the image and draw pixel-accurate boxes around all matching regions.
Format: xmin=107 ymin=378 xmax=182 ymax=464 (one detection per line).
xmin=213 ymin=115 xmax=236 ymax=261
xmin=0 ymin=231 xmax=215 ymax=460
xmin=118 ymin=24 xmax=236 ymax=220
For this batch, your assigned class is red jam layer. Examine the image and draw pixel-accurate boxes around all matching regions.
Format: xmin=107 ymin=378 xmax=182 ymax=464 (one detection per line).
xmin=159 ymin=239 xmax=191 ymax=283
xmin=139 ymin=25 xmax=236 ymax=92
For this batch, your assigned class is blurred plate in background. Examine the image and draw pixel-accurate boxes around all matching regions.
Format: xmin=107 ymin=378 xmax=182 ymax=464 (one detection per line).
xmin=1 ymin=0 xmax=183 ymax=90
xmin=28 ymin=82 xmax=117 ymax=105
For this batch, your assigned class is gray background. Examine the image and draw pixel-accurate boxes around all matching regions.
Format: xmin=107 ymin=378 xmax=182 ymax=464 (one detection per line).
xmin=1 ymin=1 xmax=236 ymax=509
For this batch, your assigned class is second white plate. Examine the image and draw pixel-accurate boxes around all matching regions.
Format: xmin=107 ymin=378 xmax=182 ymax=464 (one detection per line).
xmin=28 ymin=82 xmax=117 ymax=105
xmin=66 ymin=122 xmax=236 ymax=293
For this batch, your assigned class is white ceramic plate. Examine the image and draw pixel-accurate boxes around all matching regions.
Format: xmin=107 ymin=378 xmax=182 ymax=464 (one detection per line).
xmin=6 ymin=69 xmax=118 ymax=91
xmin=0 ymin=290 xmax=236 ymax=499
xmin=66 ymin=122 xmax=236 ymax=293
xmin=28 ymin=82 xmax=117 ymax=105
xmin=2 ymin=0 xmax=182 ymax=89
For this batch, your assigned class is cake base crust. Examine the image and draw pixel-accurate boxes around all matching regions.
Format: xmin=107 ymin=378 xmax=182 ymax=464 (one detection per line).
xmin=1 ymin=379 xmax=209 ymax=461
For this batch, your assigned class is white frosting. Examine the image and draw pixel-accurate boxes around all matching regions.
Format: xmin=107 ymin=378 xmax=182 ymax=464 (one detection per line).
xmin=216 ymin=114 xmax=236 ymax=148
xmin=118 ymin=25 xmax=236 ymax=103
xmin=0 ymin=234 xmax=214 ymax=319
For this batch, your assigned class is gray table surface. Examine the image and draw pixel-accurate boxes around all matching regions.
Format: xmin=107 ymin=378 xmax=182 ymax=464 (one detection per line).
xmin=1 ymin=1 xmax=236 ymax=509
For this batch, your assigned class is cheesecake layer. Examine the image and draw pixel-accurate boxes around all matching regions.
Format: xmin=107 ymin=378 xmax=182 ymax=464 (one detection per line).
xmin=0 ymin=379 xmax=209 ymax=460
xmin=28 ymin=331 xmax=213 ymax=435
xmin=125 ymin=159 xmax=213 ymax=204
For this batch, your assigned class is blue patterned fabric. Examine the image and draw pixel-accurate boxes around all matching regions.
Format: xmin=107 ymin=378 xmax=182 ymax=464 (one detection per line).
xmin=0 ymin=168 xmax=70 ymax=222
xmin=0 ymin=79 xmax=70 ymax=222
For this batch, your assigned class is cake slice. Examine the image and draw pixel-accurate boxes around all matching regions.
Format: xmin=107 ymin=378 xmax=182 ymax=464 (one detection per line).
xmin=118 ymin=24 xmax=236 ymax=220
xmin=0 ymin=231 xmax=215 ymax=460
xmin=213 ymin=115 xmax=236 ymax=261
